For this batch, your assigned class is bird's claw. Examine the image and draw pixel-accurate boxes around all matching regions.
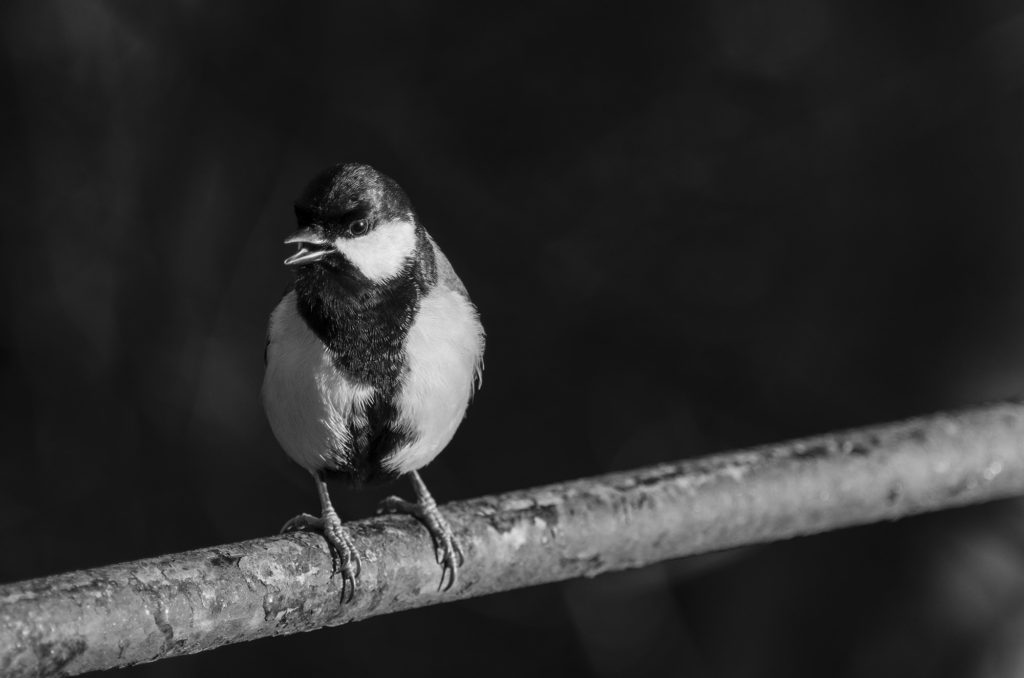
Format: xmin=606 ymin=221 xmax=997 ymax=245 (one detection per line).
xmin=436 ymin=531 xmax=465 ymax=592
xmin=280 ymin=511 xmax=361 ymax=602
xmin=377 ymin=494 xmax=464 ymax=592
xmin=322 ymin=512 xmax=361 ymax=602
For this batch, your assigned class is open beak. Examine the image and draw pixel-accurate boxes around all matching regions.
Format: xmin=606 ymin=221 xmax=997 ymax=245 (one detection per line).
xmin=283 ymin=228 xmax=332 ymax=267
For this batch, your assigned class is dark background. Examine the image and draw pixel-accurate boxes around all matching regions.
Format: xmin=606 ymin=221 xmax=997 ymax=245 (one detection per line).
xmin=4 ymin=1 xmax=1024 ymax=676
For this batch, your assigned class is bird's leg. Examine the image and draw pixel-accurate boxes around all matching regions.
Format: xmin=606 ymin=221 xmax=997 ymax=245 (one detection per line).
xmin=281 ymin=471 xmax=361 ymax=601
xmin=377 ymin=470 xmax=464 ymax=591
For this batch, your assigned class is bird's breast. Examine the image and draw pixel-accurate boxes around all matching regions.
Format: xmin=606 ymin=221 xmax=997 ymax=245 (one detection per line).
xmin=385 ymin=282 xmax=485 ymax=475
xmin=263 ymin=278 xmax=483 ymax=481
xmin=262 ymin=290 xmax=375 ymax=473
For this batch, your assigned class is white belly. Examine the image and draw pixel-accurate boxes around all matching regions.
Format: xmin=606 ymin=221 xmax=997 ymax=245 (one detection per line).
xmin=262 ymin=291 xmax=374 ymax=472
xmin=385 ymin=283 xmax=485 ymax=475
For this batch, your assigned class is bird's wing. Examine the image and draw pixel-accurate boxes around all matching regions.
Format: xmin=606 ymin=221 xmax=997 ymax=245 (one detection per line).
xmin=428 ymin=234 xmax=470 ymax=299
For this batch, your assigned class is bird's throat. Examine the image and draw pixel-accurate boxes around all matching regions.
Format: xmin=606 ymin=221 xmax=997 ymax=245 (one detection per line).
xmin=294 ymin=268 xmax=420 ymax=389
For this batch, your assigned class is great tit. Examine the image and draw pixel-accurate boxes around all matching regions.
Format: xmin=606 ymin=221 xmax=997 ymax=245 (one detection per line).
xmin=262 ymin=163 xmax=485 ymax=597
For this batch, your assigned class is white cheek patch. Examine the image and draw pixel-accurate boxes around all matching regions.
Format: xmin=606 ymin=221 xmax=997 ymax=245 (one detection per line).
xmin=335 ymin=220 xmax=417 ymax=282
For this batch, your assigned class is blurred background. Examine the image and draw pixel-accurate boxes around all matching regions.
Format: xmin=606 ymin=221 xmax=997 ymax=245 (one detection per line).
xmin=4 ymin=1 xmax=1024 ymax=676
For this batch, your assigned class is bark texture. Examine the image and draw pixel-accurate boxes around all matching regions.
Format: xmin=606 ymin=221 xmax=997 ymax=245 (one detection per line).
xmin=3 ymin=403 xmax=1024 ymax=676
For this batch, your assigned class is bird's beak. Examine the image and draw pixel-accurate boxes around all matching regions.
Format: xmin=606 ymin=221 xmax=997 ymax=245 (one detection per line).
xmin=283 ymin=228 xmax=332 ymax=267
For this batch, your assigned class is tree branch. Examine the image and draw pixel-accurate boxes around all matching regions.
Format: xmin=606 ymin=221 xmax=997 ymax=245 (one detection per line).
xmin=3 ymin=402 xmax=1024 ymax=676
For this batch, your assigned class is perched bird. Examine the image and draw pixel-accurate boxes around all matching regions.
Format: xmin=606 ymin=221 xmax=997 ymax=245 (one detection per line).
xmin=262 ymin=163 xmax=485 ymax=597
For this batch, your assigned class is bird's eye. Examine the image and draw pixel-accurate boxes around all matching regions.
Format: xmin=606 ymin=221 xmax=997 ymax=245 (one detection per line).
xmin=349 ymin=220 xmax=369 ymax=236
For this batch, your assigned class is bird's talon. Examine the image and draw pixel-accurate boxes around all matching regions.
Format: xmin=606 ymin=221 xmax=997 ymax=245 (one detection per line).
xmin=290 ymin=508 xmax=361 ymax=602
xmin=440 ymin=556 xmax=458 ymax=592
xmin=377 ymin=491 xmax=463 ymax=591
xmin=340 ymin=565 xmax=357 ymax=603
xmin=438 ymin=562 xmax=452 ymax=592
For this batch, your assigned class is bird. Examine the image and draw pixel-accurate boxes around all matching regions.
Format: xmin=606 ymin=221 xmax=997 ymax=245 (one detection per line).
xmin=262 ymin=162 xmax=485 ymax=598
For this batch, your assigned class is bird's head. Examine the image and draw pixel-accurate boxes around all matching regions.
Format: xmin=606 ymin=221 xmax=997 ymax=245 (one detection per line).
xmin=284 ymin=163 xmax=424 ymax=289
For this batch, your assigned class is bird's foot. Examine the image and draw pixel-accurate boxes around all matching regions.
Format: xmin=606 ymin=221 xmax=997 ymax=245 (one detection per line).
xmin=281 ymin=511 xmax=361 ymax=601
xmin=377 ymin=495 xmax=464 ymax=591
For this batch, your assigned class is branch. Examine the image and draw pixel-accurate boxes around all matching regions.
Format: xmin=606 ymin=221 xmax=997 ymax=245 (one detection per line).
xmin=4 ymin=403 xmax=1024 ymax=676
